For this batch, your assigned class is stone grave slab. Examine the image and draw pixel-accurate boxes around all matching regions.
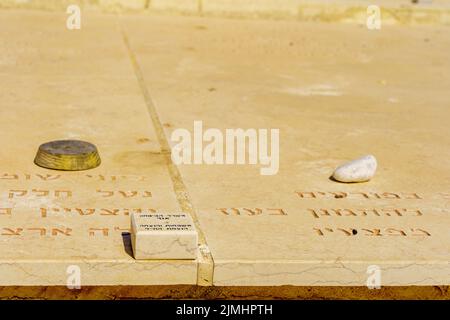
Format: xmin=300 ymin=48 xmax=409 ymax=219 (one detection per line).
xmin=0 ymin=9 xmax=448 ymax=294
xmin=123 ymin=14 xmax=450 ymax=286
xmin=131 ymin=212 xmax=198 ymax=260
xmin=0 ymin=11 xmax=196 ymax=286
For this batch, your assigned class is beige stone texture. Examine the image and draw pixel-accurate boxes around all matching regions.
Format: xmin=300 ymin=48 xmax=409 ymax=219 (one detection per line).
xmin=0 ymin=9 xmax=449 ymax=298
xmin=0 ymin=0 xmax=148 ymax=11
xmin=0 ymin=10 xmax=195 ymax=286
xmin=122 ymin=13 xmax=450 ymax=286
xmin=151 ymin=0 xmax=199 ymax=13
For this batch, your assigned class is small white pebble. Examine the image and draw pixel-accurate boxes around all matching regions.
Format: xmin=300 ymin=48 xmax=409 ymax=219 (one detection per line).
xmin=332 ymin=155 xmax=377 ymax=183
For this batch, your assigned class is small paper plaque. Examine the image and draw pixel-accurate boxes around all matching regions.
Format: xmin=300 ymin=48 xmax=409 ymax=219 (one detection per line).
xmin=131 ymin=212 xmax=198 ymax=260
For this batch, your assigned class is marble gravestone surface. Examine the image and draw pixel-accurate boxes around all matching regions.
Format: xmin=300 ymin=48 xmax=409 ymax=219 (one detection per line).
xmin=0 ymin=11 xmax=196 ymax=286
xmin=0 ymin=11 xmax=448 ymax=290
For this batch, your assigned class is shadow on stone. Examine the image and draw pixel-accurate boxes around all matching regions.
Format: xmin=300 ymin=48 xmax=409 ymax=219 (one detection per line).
xmin=121 ymin=232 xmax=134 ymax=258
xmin=328 ymin=175 xmax=358 ymax=184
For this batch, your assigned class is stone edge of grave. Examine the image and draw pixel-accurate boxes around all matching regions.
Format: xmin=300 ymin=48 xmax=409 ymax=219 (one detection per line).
xmin=0 ymin=0 xmax=450 ymax=25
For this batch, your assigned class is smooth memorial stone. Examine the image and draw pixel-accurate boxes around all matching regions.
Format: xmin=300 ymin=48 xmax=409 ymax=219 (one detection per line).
xmin=332 ymin=155 xmax=377 ymax=183
xmin=131 ymin=212 xmax=198 ymax=260
xmin=34 ymin=140 xmax=101 ymax=171
xmin=0 ymin=11 xmax=198 ymax=287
